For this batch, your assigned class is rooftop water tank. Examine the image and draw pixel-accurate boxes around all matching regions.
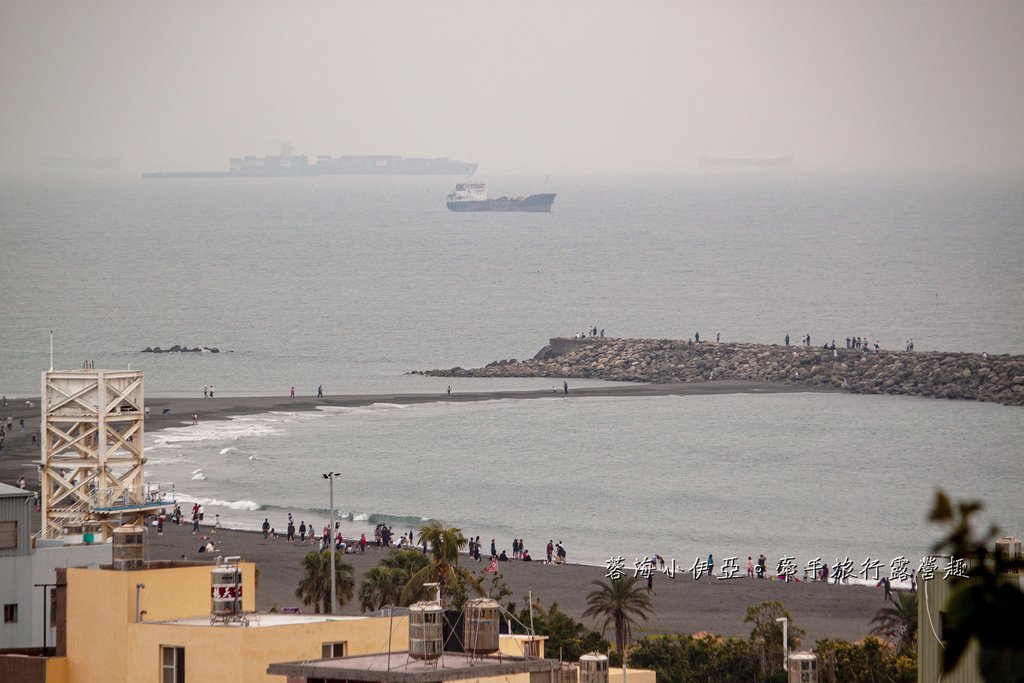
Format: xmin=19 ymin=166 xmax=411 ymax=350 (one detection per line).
xmin=409 ymin=601 xmax=444 ymax=660
xmin=579 ymin=653 xmax=609 ymax=683
xmin=211 ymin=565 xmax=243 ymax=617
xmin=995 ymin=536 xmax=1022 ymax=574
xmin=112 ymin=524 xmax=145 ymax=570
xmin=463 ymin=598 xmax=501 ymax=655
xmin=558 ymin=662 xmax=580 ymax=683
xmin=788 ymin=652 xmax=818 ymax=683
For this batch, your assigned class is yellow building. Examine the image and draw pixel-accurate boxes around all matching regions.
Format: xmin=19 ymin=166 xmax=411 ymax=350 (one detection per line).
xmin=0 ymin=558 xmax=409 ymax=683
xmin=1 ymin=557 xmax=656 ymax=683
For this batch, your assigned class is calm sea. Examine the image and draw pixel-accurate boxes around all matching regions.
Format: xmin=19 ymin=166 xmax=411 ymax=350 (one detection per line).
xmin=2 ymin=172 xmax=1022 ymax=566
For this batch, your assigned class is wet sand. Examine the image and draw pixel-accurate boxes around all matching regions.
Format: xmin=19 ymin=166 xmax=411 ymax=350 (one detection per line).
xmin=145 ymin=521 xmax=885 ymax=646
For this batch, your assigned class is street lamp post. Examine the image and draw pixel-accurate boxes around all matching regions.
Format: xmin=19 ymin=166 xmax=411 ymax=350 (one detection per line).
xmin=322 ymin=472 xmax=341 ymax=614
xmin=776 ymin=616 xmax=789 ymax=672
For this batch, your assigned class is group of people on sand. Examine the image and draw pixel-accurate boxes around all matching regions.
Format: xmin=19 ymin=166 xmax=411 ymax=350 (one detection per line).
xmin=465 ymin=537 xmax=566 ymax=565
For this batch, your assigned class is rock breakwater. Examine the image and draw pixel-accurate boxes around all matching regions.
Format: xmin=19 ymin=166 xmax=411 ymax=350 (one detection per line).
xmin=416 ymin=337 xmax=1024 ymax=406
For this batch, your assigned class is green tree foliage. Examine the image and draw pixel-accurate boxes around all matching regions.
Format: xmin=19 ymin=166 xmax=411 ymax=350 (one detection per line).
xmin=401 ymin=521 xmax=483 ymax=608
xmin=815 ymin=637 xmax=916 ymax=683
xmin=629 ymin=633 xmax=761 ymax=683
xmin=359 ymin=549 xmax=431 ymax=612
xmin=928 ymin=490 xmax=1024 ymax=683
xmin=744 ymin=600 xmax=804 ymax=676
xmin=295 ymin=548 xmax=354 ymax=614
xmin=582 ymin=576 xmax=655 ymax=656
xmin=358 ymin=566 xmax=406 ymax=613
xmin=505 ymin=598 xmax=611 ymax=662
xmin=869 ymin=591 xmax=918 ymax=656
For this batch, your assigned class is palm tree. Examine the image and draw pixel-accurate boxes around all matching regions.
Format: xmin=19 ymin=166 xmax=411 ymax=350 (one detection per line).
xmin=358 ymin=566 xmax=406 ymax=613
xmin=400 ymin=521 xmax=483 ymax=607
xmin=296 ymin=548 xmax=355 ymax=614
xmin=870 ymin=591 xmax=918 ymax=654
xmin=582 ymin=576 xmax=654 ymax=656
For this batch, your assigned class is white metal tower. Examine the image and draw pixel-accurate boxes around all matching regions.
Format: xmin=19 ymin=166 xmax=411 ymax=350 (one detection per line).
xmin=40 ymin=367 xmax=170 ymax=540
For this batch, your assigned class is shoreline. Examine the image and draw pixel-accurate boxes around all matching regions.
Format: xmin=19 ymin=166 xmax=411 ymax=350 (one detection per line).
xmin=143 ymin=519 xmax=889 ymax=646
xmin=0 ymin=380 xmax=824 ymax=483
xmin=2 ymin=383 xmax=910 ymax=644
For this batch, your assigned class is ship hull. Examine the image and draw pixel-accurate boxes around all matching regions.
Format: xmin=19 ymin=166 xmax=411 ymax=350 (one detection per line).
xmin=447 ymin=194 xmax=556 ymax=212
xmin=144 ymin=156 xmax=477 ymax=178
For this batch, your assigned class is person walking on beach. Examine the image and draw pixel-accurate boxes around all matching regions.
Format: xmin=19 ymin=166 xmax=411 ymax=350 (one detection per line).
xmin=317 ymin=385 xmax=323 ymax=398
xmin=747 ymin=556 xmax=755 ymax=578
xmin=563 ymin=381 xmax=568 ymax=396
xmin=707 ymin=553 xmax=715 ymax=577
xmin=215 ymin=514 xmax=221 ymax=530
xmin=192 ymin=413 xmax=198 ymax=426
xmin=203 ymin=385 xmax=208 ymax=398
xmin=881 ymin=575 xmax=892 ymax=601
xmin=447 ymin=385 xmax=452 ymax=398
xmin=262 ymin=518 xmax=270 ymax=538
xmin=546 ymin=540 xmax=554 ymax=563
xmin=290 ymin=386 xmax=295 ymax=398
xmin=287 ymin=519 xmax=295 ymax=542
xmin=209 ymin=385 xmax=215 ymax=398
xmin=299 ymin=521 xmax=306 ymax=543
xmin=19 ymin=417 xmax=24 ymax=432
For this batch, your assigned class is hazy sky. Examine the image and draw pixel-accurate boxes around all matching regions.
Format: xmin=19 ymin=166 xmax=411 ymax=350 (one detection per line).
xmin=1 ymin=0 xmax=1022 ymax=174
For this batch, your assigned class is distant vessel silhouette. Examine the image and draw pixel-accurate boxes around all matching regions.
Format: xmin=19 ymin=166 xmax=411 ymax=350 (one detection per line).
xmin=446 ymin=183 xmax=556 ymax=212
xmin=144 ymin=143 xmax=477 ymax=178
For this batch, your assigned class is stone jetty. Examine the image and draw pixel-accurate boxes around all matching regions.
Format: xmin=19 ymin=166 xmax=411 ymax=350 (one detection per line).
xmin=141 ymin=345 xmax=221 ymax=353
xmin=416 ymin=337 xmax=1024 ymax=406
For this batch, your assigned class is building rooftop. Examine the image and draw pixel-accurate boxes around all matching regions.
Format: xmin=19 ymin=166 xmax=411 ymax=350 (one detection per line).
xmin=154 ymin=613 xmax=369 ymax=628
xmin=0 ymin=482 xmax=32 ymax=498
xmin=267 ymin=652 xmax=558 ymax=682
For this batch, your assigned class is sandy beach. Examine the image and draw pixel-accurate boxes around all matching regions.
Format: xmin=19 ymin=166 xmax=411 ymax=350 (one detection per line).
xmin=142 ymin=520 xmax=885 ymax=646
xmin=0 ymin=381 xmax=891 ymax=647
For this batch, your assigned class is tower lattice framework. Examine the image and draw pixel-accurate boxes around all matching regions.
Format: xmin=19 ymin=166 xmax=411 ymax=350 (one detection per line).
xmin=40 ymin=369 xmax=165 ymax=540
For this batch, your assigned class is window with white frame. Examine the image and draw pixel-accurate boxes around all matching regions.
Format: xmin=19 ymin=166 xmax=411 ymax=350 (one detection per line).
xmin=161 ymin=645 xmax=185 ymax=683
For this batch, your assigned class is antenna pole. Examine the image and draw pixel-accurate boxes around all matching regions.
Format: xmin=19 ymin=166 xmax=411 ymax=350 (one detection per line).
xmin=49 ymin=331 xmax=53 ymax=371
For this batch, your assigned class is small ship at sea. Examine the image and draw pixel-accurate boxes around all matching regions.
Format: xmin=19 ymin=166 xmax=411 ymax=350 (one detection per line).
xmin=144 ymin=144 xmax=477 ymax=178
xmin=446 ymin=183 xmax=556 ymax=212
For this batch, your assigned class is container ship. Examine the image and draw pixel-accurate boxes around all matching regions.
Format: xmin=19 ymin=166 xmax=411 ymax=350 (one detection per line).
xmin=144 ymin=145 xmax=477 ymax=178
xmin=446 ymin=183 xmax=556 ymax=212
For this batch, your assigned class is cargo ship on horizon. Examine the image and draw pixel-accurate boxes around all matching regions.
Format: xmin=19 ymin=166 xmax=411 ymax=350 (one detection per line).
xmin=144 ymin=144 xmax=477 ymax=178
xmin=446 ymin=183 xmax=556 ymax=212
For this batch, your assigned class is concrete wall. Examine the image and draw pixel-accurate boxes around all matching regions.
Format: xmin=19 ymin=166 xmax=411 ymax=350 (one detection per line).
xmin=62 ymin=562 xmax=413 ymax=683
xmin=0 ymin=543 xmax=109 ymax=650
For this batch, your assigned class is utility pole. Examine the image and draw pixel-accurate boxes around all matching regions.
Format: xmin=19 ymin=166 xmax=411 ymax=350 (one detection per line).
xmin=322 ymin=472 xmax=340 ymax=614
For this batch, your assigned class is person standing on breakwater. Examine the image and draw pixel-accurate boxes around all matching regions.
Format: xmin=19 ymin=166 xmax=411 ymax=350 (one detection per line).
xmin=695 ymin=332 xmax=700 ymax=343
xmin=563 ymin=381 xmax=568 ymax=396
xmin=785 ymin=334 xmax=790 ymax=347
